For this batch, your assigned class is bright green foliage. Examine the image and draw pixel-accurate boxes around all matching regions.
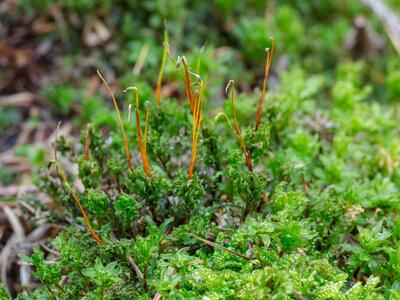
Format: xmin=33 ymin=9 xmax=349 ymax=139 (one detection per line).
xmin=81 ymin=190 xmax=110 ymax=218
xmin=8 ymin=0 xmax=400 ymax=299
xmin=42 ymin=84 xmax=81 ymax=115
xmin=82 ymin=258 xmax=123 ymax=293
xmin=24 ymin=248 xmax=61 ymax=286
xmin=17 ymin=59 xmax=400 ymax=299
xmin=14 ymin=145 xmax=46 ymax=168
xmin=78 ymin=156 xmax=101 ymax=188
xmin=114 ymin=193 xmax=139 ymax=226
xmin=0 ymin=283 xmax=11 ymax=300
xmin=387 ymin=57 xmax=400 ymax=102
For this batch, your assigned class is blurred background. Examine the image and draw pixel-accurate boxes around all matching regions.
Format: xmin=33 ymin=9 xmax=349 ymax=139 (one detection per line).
xmin=0 ymin=0 xmax=399 ymax=295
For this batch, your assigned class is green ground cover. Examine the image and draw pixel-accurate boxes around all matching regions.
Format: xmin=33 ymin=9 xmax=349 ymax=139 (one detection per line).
xmin=1 ymin=0 xmax=400 ymax=299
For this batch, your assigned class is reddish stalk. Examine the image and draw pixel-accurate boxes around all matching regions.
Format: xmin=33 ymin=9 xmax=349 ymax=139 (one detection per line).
xmin=128 ymin=87 xmax=151 ymax=177
xmin=97 ymin=70 xmax=133 ymax=173
xmin=181 ymin=57 xmax=196 ymax=114
xmin=53 ymin=161 xmax=104 ymax=246
xmin=163 ymin=49 xmax=203 ymax=178
xmin=155 ymin=25 xmax=169 ymax=107
xmin=188 ymin=82 xmax=204 ymax=180
xmin=254 ymin=39 xmax=275 ymax=132
xmin=144 ymin=108 xmax=149 ymax=155
xmin=84 ymin=124 xmax=90 ymax=161
xmin=217 ymin=81 xmax=253 ymax=173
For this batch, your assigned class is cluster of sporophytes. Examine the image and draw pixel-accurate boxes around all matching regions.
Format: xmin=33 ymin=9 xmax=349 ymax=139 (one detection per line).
xmin=4 ymin=38 xmax=400 ymax=299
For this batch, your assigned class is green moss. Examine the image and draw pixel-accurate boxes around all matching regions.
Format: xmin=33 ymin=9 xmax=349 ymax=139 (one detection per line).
xmin=10 ymin=1 xmax=400 ymax=298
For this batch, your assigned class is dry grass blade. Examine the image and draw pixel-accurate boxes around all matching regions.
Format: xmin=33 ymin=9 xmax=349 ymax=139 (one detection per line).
xmin=362 ymin=0 xmax=400 ymax=55
xmin=191 ymin=234 xmax=251 ymax=260
xmin=128 ymin=104 xmax=132 ymax=122
xmin=52 ymin=161 xmax=105 ymax=246
xmin=133 ymin=43 xmax=149 ymax=76
xmin=0 ymin=92 xmax=35 ymax=108
xmin=97 ymin=69 xmax=133 ymax=172
xmin=54 ymin=121 xmax=62 ymax=162
xmin=255 ymin=39 xmax=275 ymax=132
xmin=2 ymin=206 xmax=29 ymax=291
xmin=128 ymin=256 xmax=144 ymax=280
xmin=3 ymin=206 xmax=24 ymax=242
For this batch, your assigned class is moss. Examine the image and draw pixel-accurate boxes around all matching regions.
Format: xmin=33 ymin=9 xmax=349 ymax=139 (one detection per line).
xmin=10 ymin=1 xmax=400 ymax=298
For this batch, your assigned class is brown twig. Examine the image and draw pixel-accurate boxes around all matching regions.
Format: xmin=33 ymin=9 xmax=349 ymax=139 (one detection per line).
xmin=192 ymin=234 xmax=251 ymax=260
xmin=301 ymin=174 xmax=309 ymax=197
xmin=293 ymin=290 xmax=307 ymax=300
xmin=128 ymin=256 xmax=144 ymax=280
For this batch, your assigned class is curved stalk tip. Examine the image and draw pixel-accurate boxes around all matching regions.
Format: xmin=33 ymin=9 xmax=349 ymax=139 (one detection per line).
xmin=97 ymin=70 xmax=134 ymax=173
xmin=254 ymin=38 xmax=275 ymax=132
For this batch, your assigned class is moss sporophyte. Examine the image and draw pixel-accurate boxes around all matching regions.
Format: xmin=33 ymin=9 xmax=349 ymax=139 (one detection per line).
xmin=97 ymin=70 xmax=134 ymax=173
xmin=50 ymin=160 xmax=104 ymax=246
xmin=52 ymin=38 xmax=275 ymax=247
xmin=16 ymin=24 xmax=400 ymax=298
xmin=125 ymin=87 xmax=152 ymax=177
